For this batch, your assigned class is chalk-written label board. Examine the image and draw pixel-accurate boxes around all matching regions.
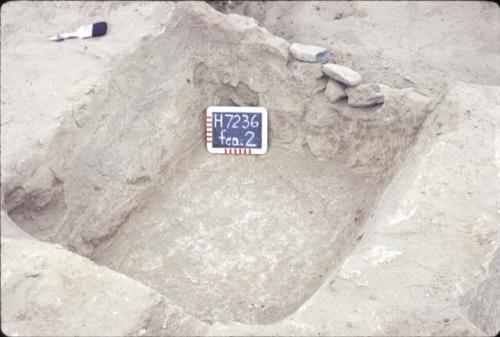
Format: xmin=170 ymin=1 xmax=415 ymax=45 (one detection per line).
xmin=206 ymin=106 xmax=268 ymax=155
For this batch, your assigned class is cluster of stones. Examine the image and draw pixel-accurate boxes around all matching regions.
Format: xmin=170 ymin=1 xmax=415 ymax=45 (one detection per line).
xmin=289 ymin=42 xmax=384 ymax=107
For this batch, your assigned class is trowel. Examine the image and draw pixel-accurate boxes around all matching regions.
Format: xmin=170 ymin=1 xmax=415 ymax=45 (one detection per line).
xmin=48 ymin=22 xmax=107 ymax=41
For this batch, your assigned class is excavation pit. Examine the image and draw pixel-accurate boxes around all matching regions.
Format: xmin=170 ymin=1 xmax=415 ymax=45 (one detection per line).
xmin=93 ymin=147 xmax=379 ymax=324
xmin=2 ymin=1 xmax=432 ymax=328
xmin=6 ymin=128 xmax=384 ymax=324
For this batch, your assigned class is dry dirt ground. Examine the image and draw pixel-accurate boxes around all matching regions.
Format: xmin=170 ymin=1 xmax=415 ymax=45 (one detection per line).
xmin=1 ymin=1 xmax=499 ymax=336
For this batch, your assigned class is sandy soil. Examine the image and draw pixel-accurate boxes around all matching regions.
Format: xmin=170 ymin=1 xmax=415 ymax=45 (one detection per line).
xmin=223 ymin=1 xmax=500 ymax=90
xmin=95 ymin=147 xmax=378 ymax=324
xmin=1 ymin=1 xmax=499 ymax=336
xmin=1 ymin=1 xmax=170 ymax=179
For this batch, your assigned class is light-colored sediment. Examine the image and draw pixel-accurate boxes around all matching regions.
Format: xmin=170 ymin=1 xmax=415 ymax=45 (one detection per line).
xmin=1 ymin=1 xmax=499 ymax=336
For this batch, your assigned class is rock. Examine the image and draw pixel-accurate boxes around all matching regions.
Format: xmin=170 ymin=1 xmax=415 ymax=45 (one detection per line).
xmin=317 ymin=50 xmax=332 ymax=63
xmin=290 ymin=43 xmax=331 ymax=63
xmin=324 ymin=80 xmax=346 ymax=102
xmin=345 ymin=83 xmax=384 ymax=107
xmin=322 ymin=64 xmax=362 ymax=86
xmin=462 ymin=248 xmax=500 ymax=336
xmin=1 ymin=237 xmax=208 ymax=336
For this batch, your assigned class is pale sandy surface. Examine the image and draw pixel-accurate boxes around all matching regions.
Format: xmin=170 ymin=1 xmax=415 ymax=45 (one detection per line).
xmin=1 ymin=1 xmax=499 ymax=336
xmin=226 ymin=1 xmax=500 ymax=89
xmin=3 ymin=1 xmax=498 ymax=177
xmin=1 ymin=1 xmax=170 ymax=179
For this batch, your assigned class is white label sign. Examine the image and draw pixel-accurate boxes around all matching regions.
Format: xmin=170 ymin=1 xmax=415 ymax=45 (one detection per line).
xmin=206 ymin=106 xmax=268 ymax=155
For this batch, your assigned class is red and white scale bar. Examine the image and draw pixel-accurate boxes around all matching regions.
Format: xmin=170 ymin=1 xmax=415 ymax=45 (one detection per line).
xmin=224 ymin=148 xmax=252 ymax=155
xmin=206 ymin=115 xmax=213 ymax=143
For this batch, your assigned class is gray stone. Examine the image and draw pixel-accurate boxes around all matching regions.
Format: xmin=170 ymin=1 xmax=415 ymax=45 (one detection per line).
xmin=461 ymin=248 xmax=500 ymax=336
xmin=322 ymin=63 xmax=362 ymax=86
xmin=290 ymin=42 xmax=331 ymax=63
xmin=324 ymin=80 xmax=346 ymax=102
xmin=317 ymin=50 xmax=332 ymax=63
xmin=345 ymin=83 xmax=385 ymax=107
